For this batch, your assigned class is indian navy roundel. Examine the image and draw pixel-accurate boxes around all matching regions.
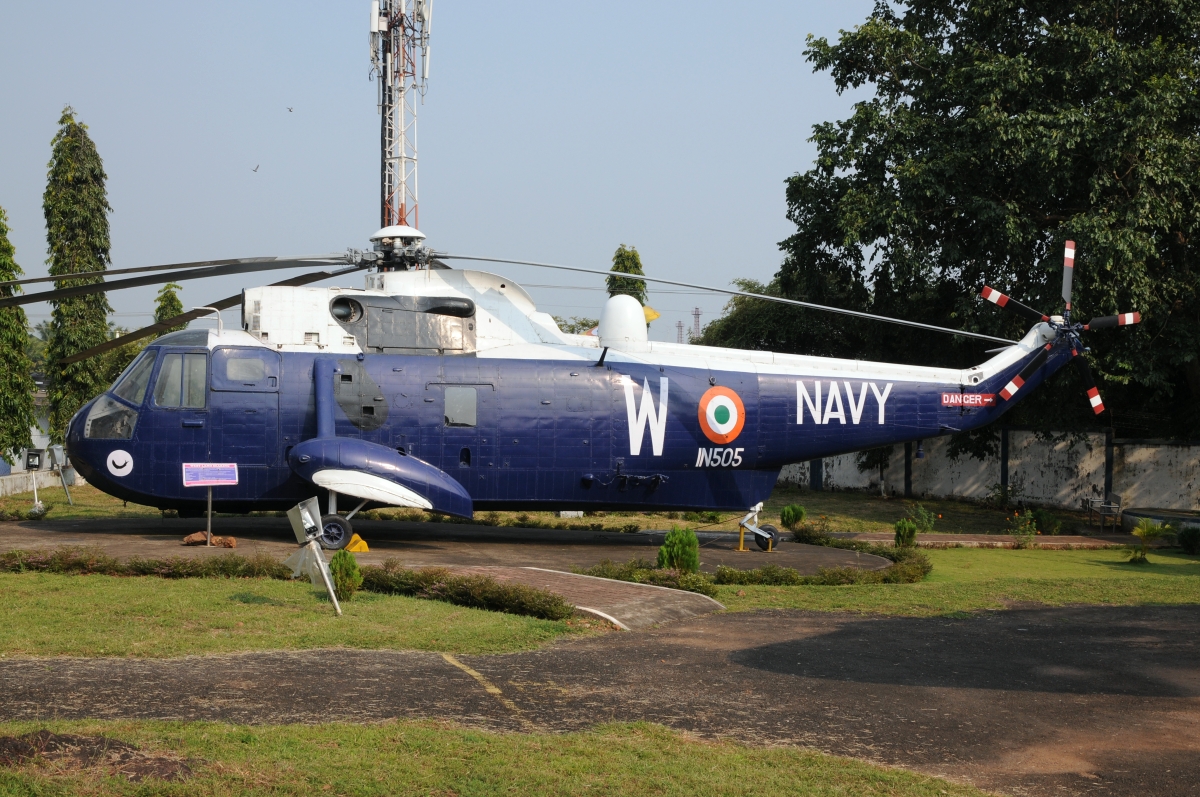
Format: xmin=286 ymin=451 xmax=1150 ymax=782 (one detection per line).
xmin=698 ymin=387 xmax=745 ymax=444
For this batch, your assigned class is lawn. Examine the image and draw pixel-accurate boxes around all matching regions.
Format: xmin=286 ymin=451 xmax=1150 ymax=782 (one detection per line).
xmin=0 ymin=572 xmax=587 ymax=658
xmin=718 ymin=546 xmax=1200 ymax=615
xmin=4 ymin=482 xmax=1061 ymax=537
xmin=0 ymin=720 xmax=985 ymax=797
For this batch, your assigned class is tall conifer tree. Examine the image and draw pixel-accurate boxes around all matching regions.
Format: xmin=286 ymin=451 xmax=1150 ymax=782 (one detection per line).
xmin=154 ymin=282 xmax=186 ymax=334
xmin=44 ymin=107 xmax=112 ymax=442
xmin=606 ymin=244 xmax=648 ymax=306
xmin=0 ymin=207 xmax=37 ymax=463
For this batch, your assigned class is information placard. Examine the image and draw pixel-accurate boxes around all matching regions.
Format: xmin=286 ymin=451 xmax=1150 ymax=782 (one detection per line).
xmin=182 ymin=463 xmax=239 ymax=487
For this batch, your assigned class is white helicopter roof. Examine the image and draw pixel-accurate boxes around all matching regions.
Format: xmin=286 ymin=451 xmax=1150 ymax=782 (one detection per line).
xmin=370 ymin=225 xmax=426 ymax=241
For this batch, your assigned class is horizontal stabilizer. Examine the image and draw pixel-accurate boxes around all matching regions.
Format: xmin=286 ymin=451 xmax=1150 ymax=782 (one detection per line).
xmin=289 ymin=437 xmax=473 ymax=518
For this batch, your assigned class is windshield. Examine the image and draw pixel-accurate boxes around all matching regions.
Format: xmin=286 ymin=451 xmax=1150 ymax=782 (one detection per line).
xmin=110 ymin=351 xmax=156 ymax=406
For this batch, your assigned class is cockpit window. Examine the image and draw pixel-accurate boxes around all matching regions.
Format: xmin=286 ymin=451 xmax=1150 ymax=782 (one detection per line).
xmin=153 ymin=352 xmax=207 ymax=408
xmin=110 ymin=351 xmax=156 ymax=406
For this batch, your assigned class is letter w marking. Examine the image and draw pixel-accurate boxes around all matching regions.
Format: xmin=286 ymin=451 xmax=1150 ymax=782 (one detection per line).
xmin=623 ymin=376 xmax=669 ymax=456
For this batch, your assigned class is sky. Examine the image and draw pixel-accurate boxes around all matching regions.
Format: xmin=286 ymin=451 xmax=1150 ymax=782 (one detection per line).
xmin=0 ymin=0 xmax=876 ymax=342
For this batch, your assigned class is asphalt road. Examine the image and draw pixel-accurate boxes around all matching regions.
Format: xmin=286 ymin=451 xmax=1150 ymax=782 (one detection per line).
xmin=3 ymin=605 xmax=1197 ymax=796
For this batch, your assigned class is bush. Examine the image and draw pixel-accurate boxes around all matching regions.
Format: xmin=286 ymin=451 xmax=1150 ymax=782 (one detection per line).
xmin=1127 ymin=517 xmax=1173 ymax=564
xmin=1 ymin=547 xmax=291 ymax=581
xmin=574 ymin=558 xmax=718 ymax=597
xmin=713 ymin=564 xmax=807 ymax=586
xmin=780 ymin=504 xmax=807 ymax=531
xmin=791 ymin=514 xmax=832 ymax=545
xmin=329 ymin=549 xmax=363 ymax=601
xmin=904 ymin=503 xmax=936 ymax=533
xmin=682 ymin=511 xmax=720 ymax=524
xmin=362 ymin=560 xmax=574 ymax=620
xmin=1030 ymin=508 xmax=1061 ymax=535
xmin=657 ymin=526 xmax=700 ymax=573
xmin=1006 ymin=513 xmax=1038 ymax=549
xmin=894 ymin=518 xmax=918 ymax=548
xmin=1179 ymin=526 xmax=1200 ymax=555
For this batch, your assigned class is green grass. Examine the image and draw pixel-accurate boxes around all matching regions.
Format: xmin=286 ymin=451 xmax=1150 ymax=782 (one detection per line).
xmin=0 ymin=720 xmax=986 ymax=796
xmin=719 ymin=546 xmax=1200 ymax=615
xmin=3 ymin=483 xmax=1086 ymax=537
xmin=0 ymin=573 xmax=587 ymax=658
xmin=0 ymin=484 xmax=160 ymax=520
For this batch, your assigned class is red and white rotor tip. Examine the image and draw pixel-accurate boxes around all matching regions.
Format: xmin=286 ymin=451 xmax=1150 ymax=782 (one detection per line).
xmin=999 ymin=376 xmax=1024 ymax=401
xmin=1086 ymin=387 xmax=1105 ymax=415
xmin=981 ymin=286 xmax=1008 ymax=306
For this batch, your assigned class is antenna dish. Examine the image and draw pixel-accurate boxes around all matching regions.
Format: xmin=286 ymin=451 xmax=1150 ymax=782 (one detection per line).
xmin=371 ymin=225 xmax=426 ymax=241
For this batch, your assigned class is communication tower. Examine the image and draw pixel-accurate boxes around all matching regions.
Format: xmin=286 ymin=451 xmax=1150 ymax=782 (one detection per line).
xmin=370 ymin=0 xmax=432 ymax=229
xmin=676 ymin=320 xmax=685 ymax=343
xmin=692 ymin=307 xmax=702 ymax=339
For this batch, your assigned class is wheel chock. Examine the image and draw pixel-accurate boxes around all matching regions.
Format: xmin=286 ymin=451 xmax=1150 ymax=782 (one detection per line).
xmin=346 ymin=533 xmax=370 ymax=552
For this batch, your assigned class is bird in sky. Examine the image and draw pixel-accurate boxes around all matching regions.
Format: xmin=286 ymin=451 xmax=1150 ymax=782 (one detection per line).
xmin=252 ymin=165 xmax=259 ymax=172
xmin=287 ymin=107 xmax=293 ymax=112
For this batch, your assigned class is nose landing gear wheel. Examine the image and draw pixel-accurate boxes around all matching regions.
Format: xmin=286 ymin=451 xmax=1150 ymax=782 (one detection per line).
xmin=318 ymin=514 xmax=353 ymax=550
xmin=755 ymin=524 xmax=781 ymax=551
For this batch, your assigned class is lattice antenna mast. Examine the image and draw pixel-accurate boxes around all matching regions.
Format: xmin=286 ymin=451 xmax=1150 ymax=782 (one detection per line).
xmin=370 ymin=0 xmax=431 ymax=229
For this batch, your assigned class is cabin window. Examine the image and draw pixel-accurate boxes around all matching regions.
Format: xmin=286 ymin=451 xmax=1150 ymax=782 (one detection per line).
xmin=83 ymin=396 xmax=138 ymax=439
xmin=444 ymin=387 xmax=477 ymax=427
xmin=110 ymin=350 xmax=156 ymax=406
xmin=153 ymin=353 xmax=207 ymax=409
xmin=226 ymin=356 xmax=266 ymax=383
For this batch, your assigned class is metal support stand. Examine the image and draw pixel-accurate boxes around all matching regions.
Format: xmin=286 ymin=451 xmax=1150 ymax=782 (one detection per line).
xmin=328 ymin=490 xmax=338 ymax=516
xmin=206 ymin=486 xmax=213 ymax=546
xmin=736 ymin=502 xmax=765 ymax=552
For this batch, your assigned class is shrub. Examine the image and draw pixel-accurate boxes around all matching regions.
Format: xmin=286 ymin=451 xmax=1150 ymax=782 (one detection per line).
xmin=329 ymin=549 xmax=363 ymax=601
xmin=682 ymin=511 xmax=720 ymax=524
xmin=619 ymin=523 xmax=641 ymax=534
xmin=1006 ymin=513 xmax=1038 ymax=549
xmin=657 ymin=526 xmax=700 ymax=573
xmin=362 ymin=560 xmax=574 ymax=620
xmin=904 ymin=503 xmax=936 ymax=533
xmin=894 ymin=518 xmax=918 ymax=548
xmin=713 ymin=564 xmax=807 ymax=586
xmin=1127 ymin=517 xmax=1173 ymax=564
xmin=574 ymin=558 xmax=717 ymax=597
xmin=791 ymin=514 xmax=832 ymax=545
xmin=1179 ymin=526 xmax=1200 ymax=555
xmin=779 ymin=504 xmax=807 ymax=531
xmin=1030 ymin=508 xmax=1061 ymax=535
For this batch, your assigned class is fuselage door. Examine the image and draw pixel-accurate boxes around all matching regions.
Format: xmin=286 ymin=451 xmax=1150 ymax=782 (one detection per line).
xmin=209 ymin=347 xmax=282 ymax=468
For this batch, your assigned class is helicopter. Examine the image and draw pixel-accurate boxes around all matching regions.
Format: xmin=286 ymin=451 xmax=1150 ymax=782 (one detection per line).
xmin=0 ymin=229 xmax=1139 ymax=550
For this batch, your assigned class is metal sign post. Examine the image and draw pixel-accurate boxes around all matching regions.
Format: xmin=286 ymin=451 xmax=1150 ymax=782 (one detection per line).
xmin=182 ymin=463 xmax=239 ymax=546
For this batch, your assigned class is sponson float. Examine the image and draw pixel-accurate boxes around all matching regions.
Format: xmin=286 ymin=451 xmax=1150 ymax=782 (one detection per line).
xmin=0 ymin=228 xmax=1138 ymax=549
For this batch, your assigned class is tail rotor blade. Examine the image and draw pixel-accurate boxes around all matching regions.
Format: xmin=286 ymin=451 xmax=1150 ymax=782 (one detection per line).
xmin=980 ymin=286 xmax=1049 ymax=323
xmin=1084 ymin=312 xmax=1140 ymax=330
xmin=999 ymin=344 xmax=1052 ymax=401
xmin=1072 ymin=349 xmax=1106 ymax=415
xmin=1062 ymin=240 xmax=1075 ymax=307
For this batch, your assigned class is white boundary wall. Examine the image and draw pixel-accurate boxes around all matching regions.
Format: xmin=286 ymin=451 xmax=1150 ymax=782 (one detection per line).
xmin=779 ymin=432 xmax=1200 ymax=511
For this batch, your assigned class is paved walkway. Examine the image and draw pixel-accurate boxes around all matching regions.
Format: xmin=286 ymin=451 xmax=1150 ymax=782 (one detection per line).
xmin=3 ymin=605 xmax=1197 ymax=796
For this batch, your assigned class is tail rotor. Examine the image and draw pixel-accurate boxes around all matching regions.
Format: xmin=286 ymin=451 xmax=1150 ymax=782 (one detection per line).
xmin=980 ymin=240 xmax=1140 ymax=415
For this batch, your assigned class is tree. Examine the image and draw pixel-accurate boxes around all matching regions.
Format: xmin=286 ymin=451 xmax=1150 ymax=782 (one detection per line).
xmin=44 ymin=107 xmax=113 ymax=443
xmin=606 ymin=244 xmax=648 ymax=306
xmin=154 ymin=282 xmax=186 ymax=334
xmin=0 ymin=207 xmax=38 ymax=464
xmin=551 ymin=315 xmax=599 ymax=335
xmin=703 ymin=1 xmax=1200 ymax=442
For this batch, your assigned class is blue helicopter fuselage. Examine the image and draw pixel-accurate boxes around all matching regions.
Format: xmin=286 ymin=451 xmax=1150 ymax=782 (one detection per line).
xmin=66 ymin=323 xmax=1070 ymax=517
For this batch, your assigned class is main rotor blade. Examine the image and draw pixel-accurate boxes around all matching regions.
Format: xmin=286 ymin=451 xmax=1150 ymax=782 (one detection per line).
xmin=440 ymin=254 xmax=1016 ymax=345
xmin=1084 ymin=312 xmax=1140 ymax=330
xmin=0 ymin=254 xmax=352 ymax=309
xmin=980 ymin=286 xmax=1049 ymax=323
xmin=1062 ymin=240 xmax=1075 ymax=307
xmin=1071 ymin=348 xmax=1106 ymax=415
xmin=57 ymin=263 xmax=369 ymax=365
